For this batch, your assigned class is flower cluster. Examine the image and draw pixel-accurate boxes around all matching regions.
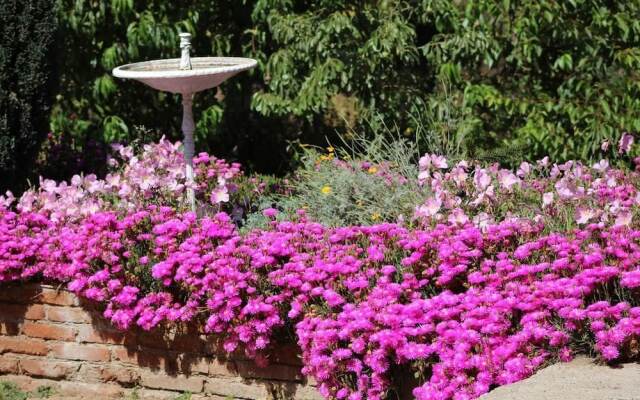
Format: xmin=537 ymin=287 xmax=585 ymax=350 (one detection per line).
xmin=415 ymin=151 xmax=640 ymax=230
xmin=4 ymin=138 xmax=241 ymax=222
xmin=2 ymin=137 xmax=640 ymax=400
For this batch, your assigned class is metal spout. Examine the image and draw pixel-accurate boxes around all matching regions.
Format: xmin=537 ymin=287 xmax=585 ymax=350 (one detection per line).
xmin=179 ymin=32 xmax=192 ymax=70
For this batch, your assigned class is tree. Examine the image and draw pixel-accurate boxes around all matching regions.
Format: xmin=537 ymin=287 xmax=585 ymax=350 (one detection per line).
xmin=0 ymin=0 xmax=58 ymax=192
xmin=422 ymin=0 xmax=640 ymax=162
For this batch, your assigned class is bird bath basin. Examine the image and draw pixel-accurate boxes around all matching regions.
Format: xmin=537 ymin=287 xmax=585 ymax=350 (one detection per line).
xmin=112 ymin=33 xmax=257 ymax=210
xmin=112 ymin=57 xmax=257 ymax=94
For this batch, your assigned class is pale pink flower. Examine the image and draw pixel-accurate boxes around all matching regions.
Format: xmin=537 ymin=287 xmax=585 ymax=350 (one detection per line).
xmin=542 ymin=192 xmax=554 ymax=207
xmin=473 ymin=212 xmax=493 ymax=230
xmin=498 ymin=171 xmax=520 ymax=190
xmin=211 ymin=186 xmax=229 ymax=204
xmin=450 ymin=167 xmax=468 ymax=187
xmin=418 ymin=170 xmax=430 ymax=183
xmin=418 ymin=155 xmax=431 ymax=170
xmin=474 ymin=169 xmax=492 ymax=191
xmin=614 ymin=210 xmax=632 ymax=227
xmin=40 ymin=178 xmax=58 ymax=193
xmin=601 ymin=140 xmax=610 ymax=151
xmin=17 ymin=191 xmax=36 ymax=212
xmin=0 ymin=191 xmax=15 ymax=208
xmin=537 ymin=157 xmax=550 ymax=167
xmin=516 ymin=162 xmax=531 ymax=177
xmin=456 ymin=160 xmax=470 ymax=169
xmin=575 ymin=208 xmax=596 ymax=225
xmin=592 ymin=160 xmax=609 ymax=172
xmin=555 ymin=179 xmax=578 ymax=199
xmin=618 ymin=133 xmax=634 ymax=154
xmin=416 ymin=197 xmax=441 ymax=217
xmin=431 ymin=155 xmax=448 ymax=169
xmin=448 ymin=208 xmax=469 ymax=225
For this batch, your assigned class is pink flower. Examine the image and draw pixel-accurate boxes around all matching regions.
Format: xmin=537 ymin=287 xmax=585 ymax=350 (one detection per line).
xmin=592 ymin=160 xmax=609 ymax=172
xmin=516 ymin=162 xmax=531 ymax=177
xmin=210 ymin=187 xmax=229 ymax=204
xmin=416 ymin=197 xmax=441 ymax=218
xmin=474 ymin=169 xmax=492 ymax=191
xmin=618 ymin=133 xmax=634 ymax=154
xmin=498 ymin=171 xmax=520 ymax=190
xmin=542 ymin=192 xmax=554 ymax=207
xmin=431 ymin=155 xmax=448 ymax=169
xmin=614 ymin=210 xmax=632 ymax=227
xmin=575 ymin=208 xmax=596 ymax=225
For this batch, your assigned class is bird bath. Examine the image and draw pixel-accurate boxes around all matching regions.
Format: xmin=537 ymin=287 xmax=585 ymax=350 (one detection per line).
xmin=112 ymin=33 xmax=257 ymax=210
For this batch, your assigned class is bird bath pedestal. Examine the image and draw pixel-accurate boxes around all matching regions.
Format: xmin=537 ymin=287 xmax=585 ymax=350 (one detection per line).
xmin=112 ymin=33 xmax=257 ymax=210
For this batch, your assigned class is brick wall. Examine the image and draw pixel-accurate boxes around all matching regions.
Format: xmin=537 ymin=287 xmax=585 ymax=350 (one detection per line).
xmin=0 ymin=283 xmax=321 ymax=400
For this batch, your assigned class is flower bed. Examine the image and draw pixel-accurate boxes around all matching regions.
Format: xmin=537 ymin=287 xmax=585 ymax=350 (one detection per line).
xmin=2 ymin=136 xmax=640 ymax=400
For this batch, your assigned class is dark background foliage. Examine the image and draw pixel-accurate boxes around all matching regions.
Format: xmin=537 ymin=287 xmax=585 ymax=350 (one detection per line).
xmin=0 ymin=0 xmax=58 ymax=192
xmin=2 ymin=0 xmax=640 ymax=193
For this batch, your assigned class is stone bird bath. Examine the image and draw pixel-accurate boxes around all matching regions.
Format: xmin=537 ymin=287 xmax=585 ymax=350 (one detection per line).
xmin=112 ymin=33 xmax=257 ymax=210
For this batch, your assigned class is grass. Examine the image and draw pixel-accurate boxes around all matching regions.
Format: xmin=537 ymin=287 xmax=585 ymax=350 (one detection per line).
xmin=0 ymin=382 xmax=53 ymax=400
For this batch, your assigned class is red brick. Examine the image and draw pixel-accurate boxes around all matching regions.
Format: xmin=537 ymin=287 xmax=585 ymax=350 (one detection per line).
xmin=0 ymin=357 xmax=19 ymax=374
xmin=78 ymin=325 xmax=131 ymax=345
xmin=0 ymin=304 xmax=45 ymax=321
xmin=204 ymin=377 xmax=268 ymax=398
xmin=178 ymin=354 xmax=236 ymax=376
xmin=235 ymin=360 xmax=303 ymax=381
xmin=140 ymin=371 xmax=204 ymax=393
xmin=20 ymin=359 xmax=75 ymax=379
xmin=112 ymin=347 xmax=179 ymax=373
xmin=0 ymin=337 xmax=49 ymax=356
xmin=23 ymin=322 xmax=76 ymax=341
xmin=38 ymin=287 xmax=79 ymax=306
xmin=112 ymin=346 xmax=138 ymax=364
xmin=46 ymin=306 xmax=92 ymax=323
xmin=77 ymin=364 xmax=104 ymax=383
xmin=101 ymin=366 xmax=140 ymax=384
xmin=50 ymin=342 xmax=110 ymax=362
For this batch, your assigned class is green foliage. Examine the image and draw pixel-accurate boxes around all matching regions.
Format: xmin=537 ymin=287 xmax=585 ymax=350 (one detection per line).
xmin=33 ymin=386 xmax=54 ymax=399
xmin=0 ymin=0 xmax=58 ymax=192
xmin=173 ymin=392 xmax=192 ymax=400
xmin=0 ymin=382 xmax=54 ymax=400
xmin=244 ymin=129 xmax=430 ymax=229
xmin=48 ymin=0 xmax=640 ymax=187
xmin=423 ymin=0 xmax=640 ymax=162
xmin=0 ymin=382 xmax=28 ymax=400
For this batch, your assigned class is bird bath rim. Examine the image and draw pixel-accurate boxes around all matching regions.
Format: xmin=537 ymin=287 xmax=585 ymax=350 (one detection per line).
xmin=112 ymin=56 xmax=257 ymax=82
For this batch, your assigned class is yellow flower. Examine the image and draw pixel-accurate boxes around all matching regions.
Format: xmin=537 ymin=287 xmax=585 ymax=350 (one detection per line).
xmin=368 ymin=166 xmax=378 ymax=174
xmin=319 ymin=153 xmax=334 ymax=161
xmin=371 ymin=212 xmax=381 ymax=221
xmin=327 ymin=146 xmax=335 ymax=153
xmin=321 ymin=185 xmax=332 ymax=195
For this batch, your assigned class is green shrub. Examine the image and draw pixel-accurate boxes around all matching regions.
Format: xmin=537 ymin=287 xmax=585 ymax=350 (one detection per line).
xmin=244 ymin=129 xmax=430 ymax=229
xmin=0 ymin=0 xmax=58 ymax=192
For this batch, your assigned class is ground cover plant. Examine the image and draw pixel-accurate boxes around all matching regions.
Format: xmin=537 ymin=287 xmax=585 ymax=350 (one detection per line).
xmin=1 ymin=133 xmax=640 ymax=400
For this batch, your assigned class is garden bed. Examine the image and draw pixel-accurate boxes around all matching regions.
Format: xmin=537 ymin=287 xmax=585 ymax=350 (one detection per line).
xmin=2 ymin=136 xmax=640 ymax=400
xmin=0 ymin=283 xmax=319 ymax=399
